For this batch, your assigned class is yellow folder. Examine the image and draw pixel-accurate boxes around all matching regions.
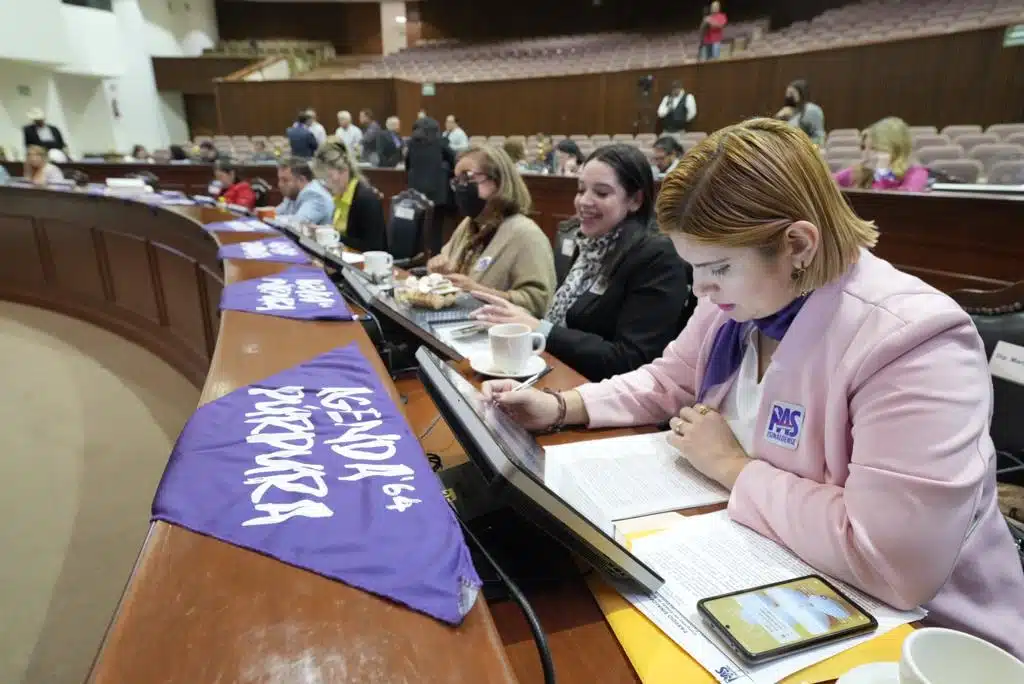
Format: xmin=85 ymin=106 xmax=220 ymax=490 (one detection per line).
xmin=588 ymin=524 xmax=913 ymax=683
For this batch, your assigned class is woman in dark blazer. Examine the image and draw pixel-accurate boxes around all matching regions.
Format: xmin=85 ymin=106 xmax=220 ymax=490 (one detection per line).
xmin=312 ymin=138 xmax=387 ymax=252
xmin=472 ymin=144 xmax=694 ymax=381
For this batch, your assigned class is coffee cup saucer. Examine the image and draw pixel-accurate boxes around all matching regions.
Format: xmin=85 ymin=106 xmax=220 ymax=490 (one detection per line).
xmin=469 ymin=352 xmax=546 ymax=379
xmin=836 ymin=662 xmax=899 ymax=684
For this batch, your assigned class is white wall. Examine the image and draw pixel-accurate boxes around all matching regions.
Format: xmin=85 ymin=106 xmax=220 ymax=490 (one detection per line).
xmin=380 ymin=2 xmax=409 ymax=56
xmin=0 ymin=0 xmax=218 ymax=159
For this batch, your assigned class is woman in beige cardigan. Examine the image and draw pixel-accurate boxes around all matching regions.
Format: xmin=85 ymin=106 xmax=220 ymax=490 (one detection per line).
xmin=426 ymin=145 xmax=555 ymax=318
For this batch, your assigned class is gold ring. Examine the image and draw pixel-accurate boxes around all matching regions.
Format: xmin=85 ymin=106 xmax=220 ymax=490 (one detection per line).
xmin=696 ymin=404 xmax=710 ymax=416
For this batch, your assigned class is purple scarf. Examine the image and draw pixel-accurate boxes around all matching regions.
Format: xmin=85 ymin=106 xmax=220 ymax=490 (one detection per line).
xmin=697 ymin=295 xmax=809 ymax=402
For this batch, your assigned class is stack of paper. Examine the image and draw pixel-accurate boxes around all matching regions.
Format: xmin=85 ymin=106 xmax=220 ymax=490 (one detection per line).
xmin=617 ymin=511 xmax=925 ymax=684
xmin=544 ymin=432 xmax=730 ymax=535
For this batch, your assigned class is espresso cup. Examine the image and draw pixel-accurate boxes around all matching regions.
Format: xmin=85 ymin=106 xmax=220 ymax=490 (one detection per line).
xmin=315 ymin=226 xmax=340 ymax=248
xmin=364 ymin=251 xmax=394 ymax=284
xmin=489 ymin=323 xmax=546 ymax=374
xmin=899 ymin=628 xmax=1024 ymax=684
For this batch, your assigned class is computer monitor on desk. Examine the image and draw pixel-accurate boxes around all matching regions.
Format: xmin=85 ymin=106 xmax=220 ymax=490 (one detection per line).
xmin=416 ymin=346 xmax=664 ymax=594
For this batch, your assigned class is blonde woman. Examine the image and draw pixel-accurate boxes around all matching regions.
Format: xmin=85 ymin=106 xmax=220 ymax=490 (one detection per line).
xmin=23 ymin=145 xmax=63 ymax=186
xmin=484 ymin=118 xmax=1024 ymax=658
xmin=835 ymin=117 xmax=929 ymax=192
xmin=426 ymin=144 xmax=555 ymax=318
xmin=312 ymin=138 xmax=386 ymax=252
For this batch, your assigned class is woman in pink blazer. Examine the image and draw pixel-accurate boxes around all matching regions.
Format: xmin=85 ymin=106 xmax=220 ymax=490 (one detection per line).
xmin=485 ymin=118 xmax=1024 ymax=658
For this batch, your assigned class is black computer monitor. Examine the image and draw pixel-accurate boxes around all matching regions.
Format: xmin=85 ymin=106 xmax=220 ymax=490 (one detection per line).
xmin=415 ymin=346 xmax=664 ymax=593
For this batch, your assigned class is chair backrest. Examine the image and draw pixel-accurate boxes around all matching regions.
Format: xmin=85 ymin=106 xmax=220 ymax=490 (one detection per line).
xmin=826 ymin=136 xmax=860 ymax=150
xmin=827 ymin=128 xmax=860 ymax=139
xmin=826 ymin=146 xmax=860 ymax=160
xmin=969 ymin=144 xmax=1024 ymax=174
xmin=250 ymin=178 xmax=271 ymax=207
xmin=1006 ymin=133 xmax=1024 ymax=149
xmin=387 ymin=189 xmax=433 ymax=264
xmin=912 ymin=134 xmax=951 ymax=151
xmin=553 ymin=216 xmax=581 ymax=287
xmin=916 ymin=145 xmax=964 ymax=165
xmin=908 ymin=125 xmax=938 ymax=136
xmin=987 ymin=124 xmax=1024 ymax=140
xmin=954 ymin=133 xmax=1000 ymax=153
xmin=987 ymin=160 xmax=1024 ymax=186
xmin=928 ymin=159 xmax=983 ymax=183
xmin=940 ymin=124 xmax=982 ymax=138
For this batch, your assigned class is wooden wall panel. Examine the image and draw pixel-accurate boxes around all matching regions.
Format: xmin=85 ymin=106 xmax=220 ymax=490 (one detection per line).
xmin=214 ymin=0 xmax=383 ymax=55
xmin=152 ymin=57 xmax=255 ymax=95
xmin=101 ymin=230 xmax=161 ymax=325
xmin=156 ymin=247 xmax=211 ymax=362
xmin=209 ymin=27 xmax=1024 ymax=137
xmin=0 ymin=215 xmax=45 ymax=286
xmin=184 ymin=94 xmax=220 ymax=138
xmin=214 ymin=79 xmax=396 ymax=135
xmin=44 ymin=220 xmax=105 ymax=301
xmin=394 ymin=80 xmax=424 ymax=132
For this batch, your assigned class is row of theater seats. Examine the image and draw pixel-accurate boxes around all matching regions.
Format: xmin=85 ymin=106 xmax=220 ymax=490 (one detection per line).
xmin=822 ymin=124 xmax=1024 ymax=184
xmin=303 ymin=0 xmax=1022 ymax=82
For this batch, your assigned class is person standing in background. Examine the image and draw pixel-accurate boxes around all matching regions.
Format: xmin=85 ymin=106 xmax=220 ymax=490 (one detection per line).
xmin=376 ymin=116 xmax=405 ymax=168
xmin=22 ymin=108 xmax=69 ymax=161
xmin=406 ymin=116 xmax=455 ymax=209
xmin=699 ymin=2 xmax=728 ymax=61
xmin=335 ymin=110 xmax=363 ymax=154
xmin=359 ymin=109 xmax=382 ymax=164
xmin=287 ymin=112 xmax=319 ymax=159
xmin=444 ymin=115 xmax=470 ymax=154
xmin=306 ymin=108 xmax=327 ymax=147
xmin=775 ymin=79 xmax=825 ymax=146
xmin=657 ymin=81 xmax=697 ymax=134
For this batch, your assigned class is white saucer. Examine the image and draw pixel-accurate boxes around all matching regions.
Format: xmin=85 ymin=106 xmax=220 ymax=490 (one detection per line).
xmin=836 ymin=662 xmax=900 ymax=684
xmin=469 ymin=352 xmax=547 ymax=379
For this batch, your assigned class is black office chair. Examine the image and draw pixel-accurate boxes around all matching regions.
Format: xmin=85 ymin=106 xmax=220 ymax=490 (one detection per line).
xmin=250 ymin=177 xmax=272 ymax=207
xmin=951 ymin=281 xmax=1024 ymax=564
xmin=553 ymin=216 xmax=580 ymax=287
xmin=387 ymin=189 xmax=433 ymax=268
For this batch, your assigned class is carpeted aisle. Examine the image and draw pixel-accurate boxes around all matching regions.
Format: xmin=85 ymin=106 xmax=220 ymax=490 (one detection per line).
xmin=0 ymin=302 xmax=199 ymax=684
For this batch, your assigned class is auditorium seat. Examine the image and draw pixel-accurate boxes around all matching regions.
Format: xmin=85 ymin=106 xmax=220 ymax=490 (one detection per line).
xmin=916 ymin=145 xmax=965 ymax=165
xmin=908 ymin=125 xmax=939 ymax=136
xmin=929 ymin=159 xmax=983 ymax=183
xmin=970 ymin=144 xmax=1024 ymax=176
xmin=988 ymin=123 xmax=1024 ymax=140
xmin=612 ymin=133 xmax=634 ymax=142
xmin=1005 ymin=133 xmax=1024 ymax=148
xmin=912 ymin=134 xmax=952 ymax=151
xmin=826 ymin=136 xmax=860 ymax=150
xmin=941 ymin=124 xmax=983 ymax=138
xmin=681 ymin=132 xmax=707 ymax=142
xmin=827 ymin=146 xmax=861 ymax=160
xmin=954 ymin=133 xmax=1001 ymax=153
xmin=986 ymin=160 xmax=1024 ymax=186
xmin=827 ymin=128 xmax=860 ymax=139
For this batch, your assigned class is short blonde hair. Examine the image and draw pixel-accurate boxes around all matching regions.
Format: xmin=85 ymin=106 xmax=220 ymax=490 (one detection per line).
xmin=462 ymin=144 xmax=532 ymax=215
xmin=311 ymin=137 xmax=363 ymax=182
xmin=658 ymin=117 xmax=878 ymax=291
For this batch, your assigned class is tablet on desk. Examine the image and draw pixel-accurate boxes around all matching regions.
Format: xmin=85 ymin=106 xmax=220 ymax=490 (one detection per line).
xmin=416 ymin=346 xmax=664 ymax=594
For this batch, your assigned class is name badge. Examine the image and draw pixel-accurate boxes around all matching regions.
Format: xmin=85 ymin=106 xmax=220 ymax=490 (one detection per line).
xmin=764 ymin=401 xmax=804 ymax=450
xmin=588 ymin=277 xmax=608 ymax=296
xmin=475 ymin=256 xmax=493 ymax=272
xmin=561 ymin=239 xmax=575 ymax=257
xmin=990 ymin=340 xmax=1024 ymax=387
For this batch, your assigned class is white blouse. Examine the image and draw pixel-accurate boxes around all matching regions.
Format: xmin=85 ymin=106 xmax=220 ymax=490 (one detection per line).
xmin=719 ymin=326 xmax=767 ymax=455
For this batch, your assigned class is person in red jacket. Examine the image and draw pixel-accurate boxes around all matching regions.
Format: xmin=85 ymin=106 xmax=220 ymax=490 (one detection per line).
xmin=213 ymin=160 xmax=256 ymax=209
xmin=699 ymin=1 xmax=728 ymax=61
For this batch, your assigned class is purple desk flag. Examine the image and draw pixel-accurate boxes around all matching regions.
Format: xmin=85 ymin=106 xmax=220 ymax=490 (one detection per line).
xmin=220 ymin=267 xmax=354 ymax=320
xmin=218 ymin=237 xmax=311 ymax=264
xmin=205 ymin=217 xmax=279 ymax=235
xmin=151 ymin=343 xmax=481 ymax=624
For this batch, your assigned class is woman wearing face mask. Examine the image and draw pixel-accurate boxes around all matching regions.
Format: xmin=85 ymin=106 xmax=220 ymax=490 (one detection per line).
xmin=312 ymin=138 xmax=387 ymax=252
xmin=426 ymin=145 xmax=555 ymax=317
xmin=482 ymin=118 xmax=1024 ymax=659
xmin=471 ymin=144 xmax=693 ymax=381
xmin=834 ymin=117 xmax=929 ymax=192
xmin=775 ymin=79 xmax=825 ymax=146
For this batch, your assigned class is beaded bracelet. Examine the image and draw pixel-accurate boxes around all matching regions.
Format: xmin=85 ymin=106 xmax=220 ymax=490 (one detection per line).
xmin=542 ymin=388 xmax=567 ymax=433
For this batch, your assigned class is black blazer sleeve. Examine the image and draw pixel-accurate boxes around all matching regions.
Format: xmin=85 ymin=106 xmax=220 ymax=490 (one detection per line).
xmin=343 ymin=183 xmax=388 ymax=252
xmin=544 ymin=237 xmax=691 ymax=381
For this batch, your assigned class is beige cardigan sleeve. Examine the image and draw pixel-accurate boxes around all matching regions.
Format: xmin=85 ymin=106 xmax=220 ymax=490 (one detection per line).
xmin=495 ymin=217 xmax=556 ymax=318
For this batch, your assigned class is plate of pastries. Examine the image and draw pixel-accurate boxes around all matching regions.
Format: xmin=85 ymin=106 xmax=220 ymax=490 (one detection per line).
xmin=394 ymin=273 xmax=462 ymax=310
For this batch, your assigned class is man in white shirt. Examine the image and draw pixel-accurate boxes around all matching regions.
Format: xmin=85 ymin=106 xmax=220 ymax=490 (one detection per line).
xmin=656 ymin=81 xmax=697 ymax=134
xmin=443 ymin=114 xmax=469 ymax=154
xmin=652 ymin=136 xmax=684 ymax=178
xmin=306 ymin=108 xmax=328 ymax=147
xmin=335 ymin=110 xmax=363 ymax=153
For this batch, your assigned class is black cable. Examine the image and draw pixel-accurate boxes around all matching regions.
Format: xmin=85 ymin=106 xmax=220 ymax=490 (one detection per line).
xmin=453 ymin=509 xmax=557 ymax=684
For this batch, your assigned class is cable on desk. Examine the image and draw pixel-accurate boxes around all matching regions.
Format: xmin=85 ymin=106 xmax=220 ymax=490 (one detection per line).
xmin=454 ymin=509 xmax=557 ymax=684
xmin=337 ymin=287 xmax=391 ymax=369
xmin=418 ymin=413 xmax=443 ymax=442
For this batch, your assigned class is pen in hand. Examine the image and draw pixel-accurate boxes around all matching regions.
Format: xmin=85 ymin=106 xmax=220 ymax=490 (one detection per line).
xmin=511 ymin=366 xmax=553 ymax=392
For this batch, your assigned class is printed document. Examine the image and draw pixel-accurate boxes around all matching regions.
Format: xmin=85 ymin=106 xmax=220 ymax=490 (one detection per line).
xmin=619 ymin=511 xmax=926 ymax=684
xmin=543 ymin=431 xmax=729 ymax=534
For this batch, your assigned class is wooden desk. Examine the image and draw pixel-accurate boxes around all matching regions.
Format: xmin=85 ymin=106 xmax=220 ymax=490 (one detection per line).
xmin=0 ymin=186 xmax=517 ymax=684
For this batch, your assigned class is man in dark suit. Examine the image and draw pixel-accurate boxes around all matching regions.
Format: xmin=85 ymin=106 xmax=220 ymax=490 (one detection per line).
xmin=656 ymin=81 xmax=697 ymax=134
xmin=22 ymin=108 xmax=68 ymax=160
xmin=376 ymin=116 xmax=405 ymax=168
xmin=286 ymin=112 xmax=319 ymax=159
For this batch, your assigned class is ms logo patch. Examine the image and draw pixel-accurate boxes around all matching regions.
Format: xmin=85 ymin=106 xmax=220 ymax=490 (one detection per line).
xmin=765 ymin=401 xmax=804 ymax=450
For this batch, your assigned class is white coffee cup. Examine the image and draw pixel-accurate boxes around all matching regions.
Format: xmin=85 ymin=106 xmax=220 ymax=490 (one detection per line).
xmin=899 ymin=628 xmax=1024 ymax=684
xmin=364 ymin=251 xmax=394 ymax=284
xmin=489 ymin=323 xmax=546 ymax=374
xmin=315 ymin=226 xmax=340 ymax=247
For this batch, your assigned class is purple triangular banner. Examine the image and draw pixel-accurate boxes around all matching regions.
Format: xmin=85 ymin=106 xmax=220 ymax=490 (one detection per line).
xmin=205 ymin=217 xmax=279 ymax=234
xmin=220 ymin=267 xmax=354 ymax=320
xmin=151 ymin=343 xmax=481 ymax=624
xmin=218 ymin=237 xmax=310 ymax=264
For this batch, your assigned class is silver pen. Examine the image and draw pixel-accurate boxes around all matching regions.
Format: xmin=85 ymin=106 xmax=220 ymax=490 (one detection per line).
xmin=511 ymin=366 xmax=553 ymax=392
